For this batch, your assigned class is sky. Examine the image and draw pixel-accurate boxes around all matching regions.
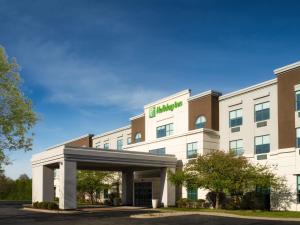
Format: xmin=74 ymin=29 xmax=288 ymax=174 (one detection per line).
xmin=1 ymin=0 xmax=300 ymax=179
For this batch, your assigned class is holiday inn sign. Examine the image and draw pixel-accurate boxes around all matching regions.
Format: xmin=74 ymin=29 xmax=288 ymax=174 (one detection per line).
xmin=149 ymin=101 xmax=183 ymax=118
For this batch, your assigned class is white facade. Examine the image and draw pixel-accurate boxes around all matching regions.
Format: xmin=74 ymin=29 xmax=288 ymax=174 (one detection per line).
xmin=32 ymin=60 xmax=300 ymax=210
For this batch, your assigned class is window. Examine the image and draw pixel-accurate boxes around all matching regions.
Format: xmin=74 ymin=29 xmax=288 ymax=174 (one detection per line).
xmin=103 ymin=143 xmax=109 ymax=150
xmin=296 ymin=91 xmax=300 ymax=111
xmin=135 ymin=133 xmax=142 ymax=143
xmin=187 ymin=142 xmax=198 ymax=159
xmin=297 ymin=128 xmax=300 ymax=148
xmin=297 ymin=176 xmax=300 ymax=203
xmin=230 ymin=139 xmax=244 ymax=156
xmin=195 ymin=116 xmax=206 ymax=129
xmin=127 ymin=137 xmax=131 ymax=145
xmin=104 ymin=189 xmax=109 ymax=199
xmin=117 ymin=139 xmax=123 ymax=150
xmin=229 ymin=109 xmax=243 ymax=127
xmin=95 ymin=142 xmax=101 ymax=148
xmin=156 ymin=123 xmax=174 ymax=138
xmin=149 ymin=148 xmax=166 ymax=155
xmin=187 ymin=188 xmax=198 ymax=201
xmin=255 ymin=102 xmax=270 ymax=122
xmin=255 ymin=135 xmax=270 ymax=154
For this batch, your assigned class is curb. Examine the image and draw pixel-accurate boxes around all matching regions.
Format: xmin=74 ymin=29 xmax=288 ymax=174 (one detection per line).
xmin=22 ymin=207 xmax=83 ymax=214
xmin=130 ymin=211 xmax=300 ymax=222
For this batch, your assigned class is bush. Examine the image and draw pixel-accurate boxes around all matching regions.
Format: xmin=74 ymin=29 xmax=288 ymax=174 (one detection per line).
xmin=176 ymin=198 xmax=190 ymax=208
xmin=241 ymin=191 xmax=266 ymax=210
xmin=206 ymin=192 xmax=227 ymax=209
xmin=32 ymin=201 xmax=59 ymax=210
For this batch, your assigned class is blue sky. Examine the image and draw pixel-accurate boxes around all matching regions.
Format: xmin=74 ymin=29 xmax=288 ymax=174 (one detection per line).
xmin=1 ymin=0 xmax=300 ymax=179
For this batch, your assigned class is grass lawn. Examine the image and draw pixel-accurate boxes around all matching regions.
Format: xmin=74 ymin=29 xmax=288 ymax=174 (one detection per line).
xmin=160 ymin=207 xmax=300 ymax=218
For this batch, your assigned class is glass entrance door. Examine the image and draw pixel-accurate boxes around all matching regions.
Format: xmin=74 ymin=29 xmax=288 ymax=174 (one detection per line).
xmin=134 ymin=182 xmax=152 ymax=207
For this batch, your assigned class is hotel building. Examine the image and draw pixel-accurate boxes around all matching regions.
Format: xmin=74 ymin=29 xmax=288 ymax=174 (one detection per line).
xmin=32 ymin=61 xmax=300 ymax=210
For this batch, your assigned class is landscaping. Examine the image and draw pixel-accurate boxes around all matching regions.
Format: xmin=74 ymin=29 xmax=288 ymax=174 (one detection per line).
xmin=160 ymin=207 xmax=300 ymax=219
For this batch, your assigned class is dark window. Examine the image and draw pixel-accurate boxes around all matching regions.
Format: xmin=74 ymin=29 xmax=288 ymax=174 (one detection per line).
xmin=187 ymin=188 xmax=198 ymax=201
xmin=255 ymin=135 xmax=270 ymax=154
xmin=103 ymin=143 xmax=109 ymax=150
xmin=296 ymin=91 xmax=300 ymax=111
xmin=117 ymin=139 xmax=123 ymax=150
xmin=297 ymin=176 xmax=300 ymax=203
xmin=156 ymin=123 xmax=173 ymax=138
xmin=195 ymin=116 xmax=206 ymax=129
xmin=187 ymin=142 xmax=197 ymax=159
xmin=135 ymin=133 xmax=142 ymax=143
xmin=149 ymin=148 xmax=166 ymax=155
xmin=255 ymin=102 xmax=270 ymax=122
xmin=297 ymin=128 xmax=300 ymax=148
xmin=229 ymin=109 xmax=243 ymax=127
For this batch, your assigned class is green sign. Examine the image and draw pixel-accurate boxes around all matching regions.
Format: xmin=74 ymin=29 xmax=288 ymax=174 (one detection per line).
xmin=149 ymin=101 xmax=183 ymax=118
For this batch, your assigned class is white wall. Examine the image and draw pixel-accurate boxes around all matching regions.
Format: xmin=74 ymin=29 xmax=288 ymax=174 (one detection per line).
xmin=219 ymin=81 xmax=278 ymax=157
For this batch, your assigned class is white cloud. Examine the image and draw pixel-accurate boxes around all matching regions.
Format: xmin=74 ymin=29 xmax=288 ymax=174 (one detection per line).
xmin=14 ymin=39 xmax=167 ymax=111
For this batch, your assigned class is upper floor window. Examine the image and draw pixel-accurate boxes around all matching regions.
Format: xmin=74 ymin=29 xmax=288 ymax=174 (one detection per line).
xmin=296 ymin=91 xmax=300 ymax=111
xmin=297 ymin=128 xmax=300 ymax=148
xmin=103 ymin=143 xmax=109 ymax=150
xmin=229 ymin=139 xmax=244 ymax=156
xmin=117 ymin=139 xmax=123 ymax=150
xmin=135 ymin=133 xmax=142 ymax=143
xmin=156 ymin=123 xmax=174 ymax=138
xmin=195 ymin=116 xmax=206 ymax=129
xmin=255 ymin=102 xmax=270 ymax=122
xmin=187 ymin=142 xmax=198 ymax=159
xmin=95 ymin=142 xmax=101 ymax=148
xmin=229 ymin=109 xmax=242 ymax=127
xmin=127 ymin=137 xmax=131 ymax=145
xmin=255 ymin=135 xmax=270 ymax=154
xmin=149 ymin=148 xmax=166 ymax=156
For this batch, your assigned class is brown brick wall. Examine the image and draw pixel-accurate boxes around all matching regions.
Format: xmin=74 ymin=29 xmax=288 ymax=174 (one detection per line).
xmin=65 ymin=134 xmax=94 ymax=148
xmin=131 ymin=116 xmax=145 ymax=143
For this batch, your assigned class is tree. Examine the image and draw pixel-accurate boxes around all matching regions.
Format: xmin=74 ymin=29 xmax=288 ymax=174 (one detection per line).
xmin=77 ymin=170 xmax=115 ymax=204
xmin=0 ymin=46 xmax=37 ymax=171
xmin=169 ymin=150 xmax=281 ymax=209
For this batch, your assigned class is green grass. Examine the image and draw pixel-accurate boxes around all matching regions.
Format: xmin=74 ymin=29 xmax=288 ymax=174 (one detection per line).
xmin=160 ymin=207 xmax=300 ymax=218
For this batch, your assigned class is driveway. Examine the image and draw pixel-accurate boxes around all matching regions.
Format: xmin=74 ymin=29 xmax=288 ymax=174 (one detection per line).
xmin=0 ymin=204 xmax=299 ymax=225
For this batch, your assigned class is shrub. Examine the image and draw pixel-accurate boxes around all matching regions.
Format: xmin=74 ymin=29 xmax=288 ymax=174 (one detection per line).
xmin=206 ymin=192 xmax=226 ymax=209
xmin=241 ymin=191 xmax=266 ymax=210
xmin=196 ymin=199 xmax=206 ymax=208
xmin=176 ymin=198 xmax=190 ymax=208
xmin=32 ymin=201 xmax=59 ymax=210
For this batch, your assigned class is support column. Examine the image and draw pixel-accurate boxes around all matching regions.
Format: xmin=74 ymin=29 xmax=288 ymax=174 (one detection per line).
xmin=32 ymin=165 xmax=54 ymax=203
xmin=122 ymin=169 xmax=134 ymax=205
xmin=59 ymin=160 xmax=77 ymax=209
xmin=160 ymin=167 xmax=176 ymax=207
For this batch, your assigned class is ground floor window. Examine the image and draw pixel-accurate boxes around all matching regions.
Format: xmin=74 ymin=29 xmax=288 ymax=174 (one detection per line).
xmin=149 ymin=147 xmax=166 ymax=155
xmin=297 ymin=175 xmax=300 ymax=203
xmin=187 ymin=188 xmax=198 ymax=201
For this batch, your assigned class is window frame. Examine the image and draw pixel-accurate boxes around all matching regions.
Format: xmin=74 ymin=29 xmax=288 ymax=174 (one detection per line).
xmin=296 ymin=91 xmax=300 ymax=111
xmin=297 ymin=175 xmax=300 ymax=203
xmin=187 ymin=188 xmax=198 ymax=201
xmin=229 ymin=108 xmax=243 ymax=127
xmin=135 ymin=133 xmax=142 ymax=143
xmin=297 ymin=128 xmax=300 ymax=148
xmin=255 ymin=135 xmax=270 ymax=154
xmin=156 ymin=123 xmax=174 ymax=138
xmin=187 ymin=142 xmax=198 ymax=159
xmin=103 ymin=143 xmax=109 ymax=150
xmin=149 ymin=147 xmax=166 ymax=156
xmin=229 ymin=139 xmax=244 ymax=156
xmin=195 ymin=116 xmax=206 ymax=129
xmin=117 ymin=139 xmax=123 ymax=150
xmin=254 ymin=102 xmax=270 ymax=122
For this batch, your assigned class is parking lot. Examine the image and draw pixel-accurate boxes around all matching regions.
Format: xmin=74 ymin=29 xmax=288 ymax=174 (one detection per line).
xmin=0 ymin=204 xmax=299 ymax=225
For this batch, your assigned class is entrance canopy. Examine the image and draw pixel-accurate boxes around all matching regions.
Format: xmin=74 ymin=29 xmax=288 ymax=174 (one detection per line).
xmin=31 ymin=145 xmax=177 ymax=209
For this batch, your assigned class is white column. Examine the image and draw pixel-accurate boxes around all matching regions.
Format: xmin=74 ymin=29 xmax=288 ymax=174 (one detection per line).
xmin=160 ymin=167 xmax=176 ymax=207
xmin=122 ymin=169 xmax=134 ymax=205
xmin=32 ymin=165 xmax=54 ymax=203
xmin=59 ymin=160 xmax=77 ymax=209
